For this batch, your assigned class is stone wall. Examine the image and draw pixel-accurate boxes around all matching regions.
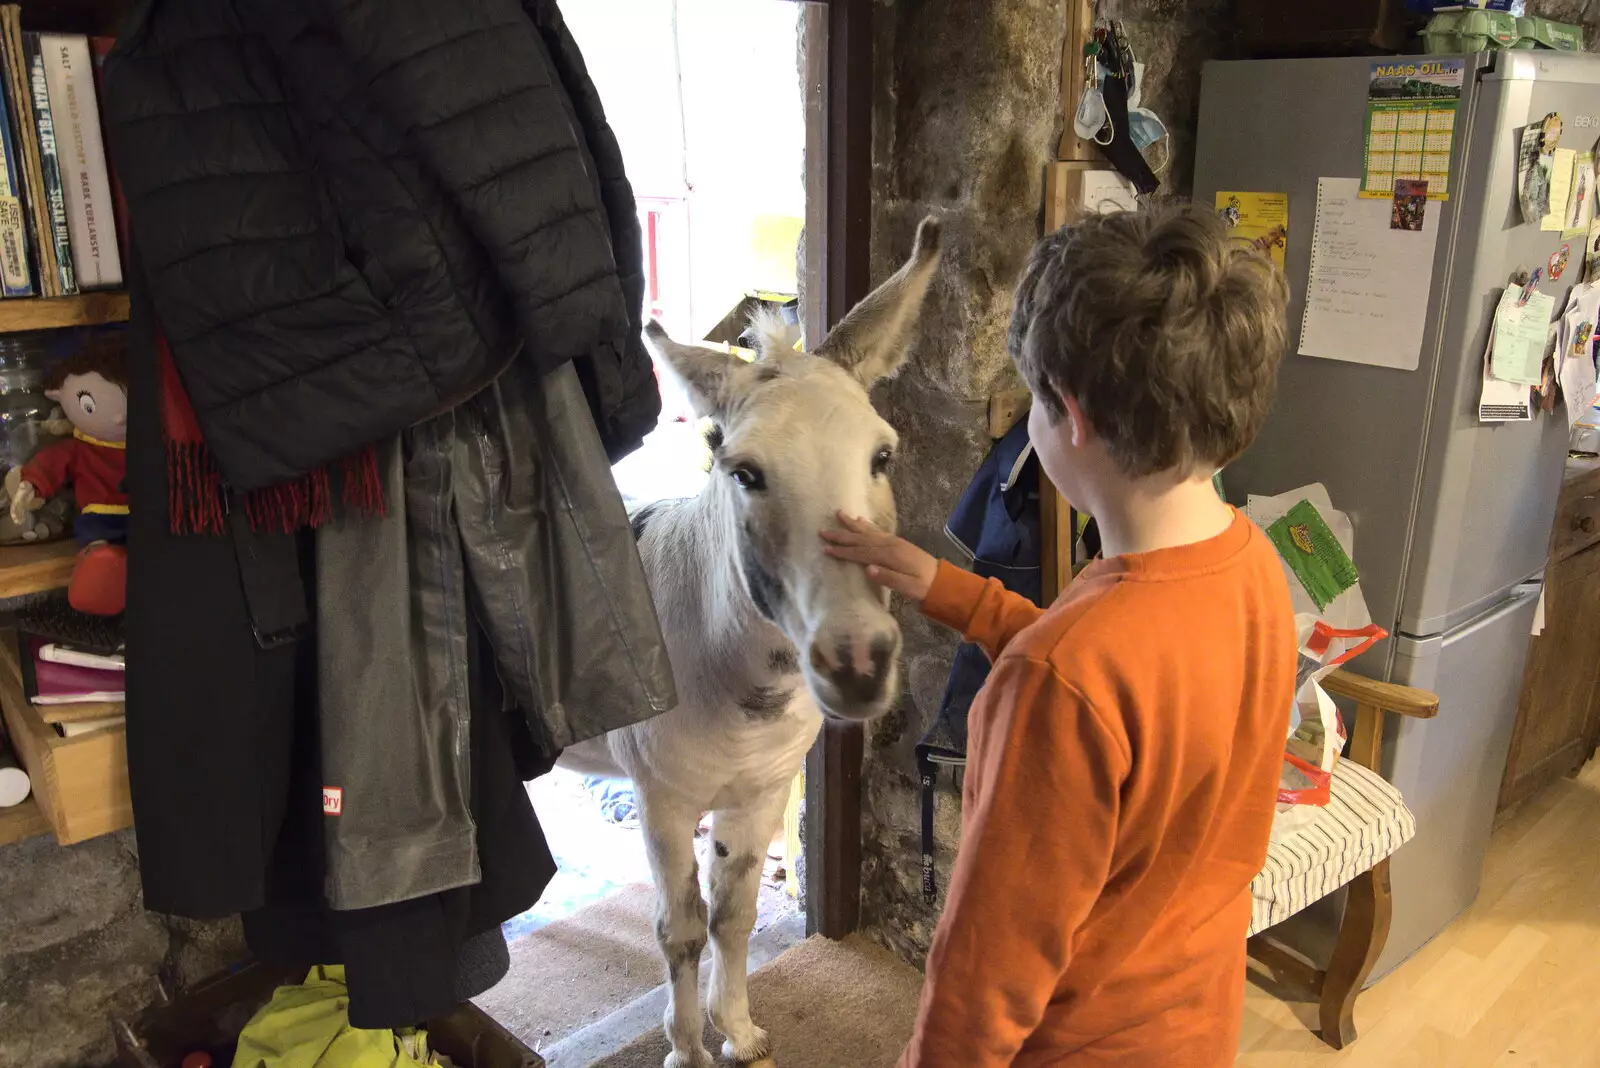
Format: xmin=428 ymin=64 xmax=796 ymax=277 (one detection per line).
xmin=859 ymin=0 xmax=1600 ymax=966
xmin=0 ymin=830 xmax=244 ymax=1068
xmin=859 ymin=0 xmax=1239 ymax=967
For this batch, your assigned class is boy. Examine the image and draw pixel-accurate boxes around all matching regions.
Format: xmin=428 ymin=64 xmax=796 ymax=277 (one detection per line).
xmin=823 ymin=203 xmax=1296 ymax=1066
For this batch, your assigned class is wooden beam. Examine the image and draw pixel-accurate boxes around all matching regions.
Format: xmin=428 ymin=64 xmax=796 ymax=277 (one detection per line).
xmin=803 ymin=0 xmax=872 ymax=942
xmin=1055 ymin=0 xmax=1099 ymax=162
xmin=987 ymin=389 xmax=1031 ymax=439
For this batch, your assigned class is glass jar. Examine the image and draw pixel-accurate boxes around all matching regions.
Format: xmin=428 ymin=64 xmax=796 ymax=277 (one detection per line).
xmin=0 ymin=332 xmax=59 ymax=478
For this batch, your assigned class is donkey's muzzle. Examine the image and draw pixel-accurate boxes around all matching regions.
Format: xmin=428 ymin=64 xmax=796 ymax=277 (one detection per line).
xmin=808 ymin=631 xmax=899 ymax=719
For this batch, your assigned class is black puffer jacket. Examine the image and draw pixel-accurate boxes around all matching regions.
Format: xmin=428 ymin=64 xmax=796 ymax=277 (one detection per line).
xmin=104 ymin=0 xmax=658 ymax=491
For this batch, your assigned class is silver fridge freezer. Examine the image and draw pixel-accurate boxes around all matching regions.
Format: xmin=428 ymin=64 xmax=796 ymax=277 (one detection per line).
xmin=1195 ymin=50 xmax=1597 ymax=978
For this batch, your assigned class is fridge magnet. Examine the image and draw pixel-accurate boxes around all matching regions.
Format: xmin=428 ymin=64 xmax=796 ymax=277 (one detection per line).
xmin=1541 ymin=348 xmax=1559 ymax=413
xmin=1550 ymin=243 xmax=1571 ymax=280
xmin=1521 ymin=266 xmax=1543 ymax=303
xmin=1362 ymin=59 xmax=1464 ymax=202
xmin=1518 ymin=123 xmax=1552 ymax=226
xmin=1543 ymin=111 xmax=1564 ymax=152
xmin=1391 ymin=179 xmax=1428 ymax=231
xmin=1215 ymin=191 xmax=1288 ymax=269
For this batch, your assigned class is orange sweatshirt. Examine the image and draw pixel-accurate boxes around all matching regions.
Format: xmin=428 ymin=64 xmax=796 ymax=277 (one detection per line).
xmin=899 ymin=510 xmax=1295 ymax=1067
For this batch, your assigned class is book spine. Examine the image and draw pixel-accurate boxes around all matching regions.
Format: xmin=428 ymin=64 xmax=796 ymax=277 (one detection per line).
xmin=40 ymin=34 xmax=119 ymax=290
xmin=25 ymin=34 xmax=73 ymax=295
xmin=0 ymin=43 xmax=34 ymax=298
xmin=87 ymin=36 xmax=126 ymax=261
xmin=1 ymin=5 xmax=52 ymax=297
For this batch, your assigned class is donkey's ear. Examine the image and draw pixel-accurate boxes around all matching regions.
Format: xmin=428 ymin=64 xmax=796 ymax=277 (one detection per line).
xmin=814 ymin=215 xmax=943 ymax=386
xmin=645 ymin=321 xmax=742 ymax=419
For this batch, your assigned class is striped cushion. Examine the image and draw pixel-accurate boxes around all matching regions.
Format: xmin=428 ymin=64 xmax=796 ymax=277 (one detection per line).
xmin=1248 ymin=759 xmax=1416 ymax=936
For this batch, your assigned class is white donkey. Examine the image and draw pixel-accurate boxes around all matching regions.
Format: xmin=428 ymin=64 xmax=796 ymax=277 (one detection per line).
xmin=558 ymin=217 xmax=942 ymax=1067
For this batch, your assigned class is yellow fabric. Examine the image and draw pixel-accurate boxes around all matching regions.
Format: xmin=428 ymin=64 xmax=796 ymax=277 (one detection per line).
xmin=81 ymin=503 xmax=130 ymax=514
xmin=231 ymin=966 xmax=430 ymax=1068
xmin=72 ymin=430 xmax=126 ymax=450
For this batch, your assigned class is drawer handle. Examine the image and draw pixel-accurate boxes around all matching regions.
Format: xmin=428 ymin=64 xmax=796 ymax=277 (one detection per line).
xmin=1577 ymin=515 xmax=1596 ymax=534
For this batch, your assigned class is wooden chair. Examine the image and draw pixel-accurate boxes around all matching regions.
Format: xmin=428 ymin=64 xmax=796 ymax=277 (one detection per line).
xmin=1245 ymin=668 xmax=1440 ymax=1049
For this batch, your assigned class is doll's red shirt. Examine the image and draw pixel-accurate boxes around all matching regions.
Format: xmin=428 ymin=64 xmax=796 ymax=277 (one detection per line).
xmin=21 ymin=432 xmax=128 ymax=514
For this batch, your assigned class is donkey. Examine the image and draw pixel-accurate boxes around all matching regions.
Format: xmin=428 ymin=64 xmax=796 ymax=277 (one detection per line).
xmin=557 ymin=216 xmax=942 ymax=1067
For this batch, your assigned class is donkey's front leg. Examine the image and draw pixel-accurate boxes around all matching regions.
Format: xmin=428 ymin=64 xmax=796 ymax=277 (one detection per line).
xmin=707 ymin=789 xmax=788 ymax=1064
xmin=640 ymin=792 xmax=714 ymax=1068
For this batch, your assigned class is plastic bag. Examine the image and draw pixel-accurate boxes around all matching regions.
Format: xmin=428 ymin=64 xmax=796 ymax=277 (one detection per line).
xmin=1247 ymin=484 xmax=1385 ymax=839
xmin=1276 ymin=617 xmax=1386 ymax=814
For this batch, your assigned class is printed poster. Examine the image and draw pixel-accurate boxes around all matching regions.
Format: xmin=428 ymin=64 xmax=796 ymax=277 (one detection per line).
xmin=1362 ymin=59 xmax=1465 ymax=202
xmin=1216 ymin=191 xmax=1288 ymax=269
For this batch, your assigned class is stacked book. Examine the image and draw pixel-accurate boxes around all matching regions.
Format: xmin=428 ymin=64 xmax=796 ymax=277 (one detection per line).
xmin=0 ymin=5 xmax=123 ymax=299
xmin=24 ymin=635 xmax=123 ymax=737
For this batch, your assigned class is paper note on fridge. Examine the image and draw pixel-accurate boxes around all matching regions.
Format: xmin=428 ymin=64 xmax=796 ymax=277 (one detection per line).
xmin=1490 ymin=287 xmax=1556 ymax=386
xmin=1557 ymin=282 xmax=1600 ymax=429
xmin=1298 ymin=177 xmax=1441 ymax=371
xmin=1543 ymin=148 xmax=1579 ymax=231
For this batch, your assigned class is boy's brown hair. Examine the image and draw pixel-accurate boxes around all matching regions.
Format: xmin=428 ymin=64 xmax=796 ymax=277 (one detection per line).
xmin=1008 ymin=201 xmax=1288 ymax=478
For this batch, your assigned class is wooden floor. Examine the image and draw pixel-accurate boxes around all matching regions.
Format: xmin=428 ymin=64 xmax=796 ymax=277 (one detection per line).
xmin=1237 ymin=756 xmax=1600 ymax=1067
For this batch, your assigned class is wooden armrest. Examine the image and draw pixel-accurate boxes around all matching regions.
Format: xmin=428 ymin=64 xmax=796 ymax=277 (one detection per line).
xmin=1321 ymin=669 xmax=1439 ymax=719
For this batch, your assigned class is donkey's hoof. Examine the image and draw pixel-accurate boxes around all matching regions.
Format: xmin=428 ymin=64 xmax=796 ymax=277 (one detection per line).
xmin=721 ymin=1025 xmax=772 ymax=1064
xmin=664 ymin=1048 xmax=715 ymax=1068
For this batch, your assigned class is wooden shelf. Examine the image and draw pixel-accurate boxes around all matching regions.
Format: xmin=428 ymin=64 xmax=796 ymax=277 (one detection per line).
xmin=0 ymin=291 xmax=129 ymax=334
xmin=0 ymin=539 xmax=76 ymax=600
xmin=0 ymin=630 xmax=132 ymax=845
xmin=0 ymin=794 xmax=49 ymax=847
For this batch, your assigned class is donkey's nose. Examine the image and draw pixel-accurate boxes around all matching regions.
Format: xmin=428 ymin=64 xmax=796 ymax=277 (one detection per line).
xmin=810 ymin=632 xmax=897 ymax=708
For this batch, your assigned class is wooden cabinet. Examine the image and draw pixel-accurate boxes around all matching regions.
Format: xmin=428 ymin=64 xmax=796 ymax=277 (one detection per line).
xmin=1499 ymin=458 xmax=1600 ymax=812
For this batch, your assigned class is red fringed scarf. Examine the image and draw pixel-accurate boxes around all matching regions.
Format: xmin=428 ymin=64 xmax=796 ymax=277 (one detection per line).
xmin=157 ymin=331 xmax=385 ymax=535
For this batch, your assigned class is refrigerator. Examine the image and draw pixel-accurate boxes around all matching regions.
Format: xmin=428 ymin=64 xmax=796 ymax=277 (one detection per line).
xmin=1195 ymin=50 xmax=1593 ymax=979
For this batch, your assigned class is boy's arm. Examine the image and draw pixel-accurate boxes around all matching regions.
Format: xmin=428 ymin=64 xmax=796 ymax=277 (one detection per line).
xmin=899 ymin=656 xmax=1128 ymax=1068
xmin=921 ymin=559 xmax=1046 ymax=659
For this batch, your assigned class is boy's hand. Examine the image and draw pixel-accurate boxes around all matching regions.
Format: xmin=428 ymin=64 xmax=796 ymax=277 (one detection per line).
xmin=821 ymin=512 xmax=939 ymax=602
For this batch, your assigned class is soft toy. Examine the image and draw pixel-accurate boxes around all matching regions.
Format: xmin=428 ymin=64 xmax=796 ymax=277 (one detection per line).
xmin=6 ymin=338 xmax=128 ymax=615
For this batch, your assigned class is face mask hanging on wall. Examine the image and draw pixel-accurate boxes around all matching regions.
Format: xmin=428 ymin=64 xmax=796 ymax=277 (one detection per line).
xmin=1127 ymin=106 xmax=1170 ymax=177
xmin=1090 ymin=21 xmax=1159 ymax=195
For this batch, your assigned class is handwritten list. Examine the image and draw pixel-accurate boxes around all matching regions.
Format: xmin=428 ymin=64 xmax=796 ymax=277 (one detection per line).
xmin=1298 ymin=177 xmax=1441 ymax=371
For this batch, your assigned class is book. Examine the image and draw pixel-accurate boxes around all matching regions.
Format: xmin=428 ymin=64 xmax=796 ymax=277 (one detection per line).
xmin=0 ymin=5 xmax=51 ymax=296
xmin=22 ymin=31 xmax=73 ymax=295
xmin=39 ymin=33 xmax=119 ymax=289
xmin=0 ymin=6 xmax=33 ymax=297
xmin=37 ymin=699 xmax=122 ymax=726
xmin=87 ymin=36 xmax=124 ymax=261
xmin=39 ymin=641 xmax=123 ymax=671
xmin=56 ymin=713 xmax=123 ymax=738
xmin=28 ymin=637 xmax=124 ymax=705
xmin=16 ymin=597 xmax=125 ymax=656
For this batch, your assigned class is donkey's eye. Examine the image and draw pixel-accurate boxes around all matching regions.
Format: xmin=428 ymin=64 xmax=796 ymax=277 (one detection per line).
xmin=730 ymin=464 xmax=766 ymax=491
xmin=871 ymin=448 xmax=894 ymax=477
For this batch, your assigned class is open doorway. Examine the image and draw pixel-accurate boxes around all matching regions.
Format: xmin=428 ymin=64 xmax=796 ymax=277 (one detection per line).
xmin=472 ymin=2 xmax=815 ymax=1058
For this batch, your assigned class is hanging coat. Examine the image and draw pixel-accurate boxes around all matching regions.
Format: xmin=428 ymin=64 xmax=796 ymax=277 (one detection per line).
xmin=918 ymin=417 xmax=1044 ymax=904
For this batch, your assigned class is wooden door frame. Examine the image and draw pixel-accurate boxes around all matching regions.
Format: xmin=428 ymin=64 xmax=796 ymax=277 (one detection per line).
xmin=793 ymin=0 xmax=873 ymax=940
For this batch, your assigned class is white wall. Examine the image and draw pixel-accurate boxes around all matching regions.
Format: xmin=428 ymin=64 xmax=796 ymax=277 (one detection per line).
xmin=563 ymin=0 xmax=805 ymax=343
